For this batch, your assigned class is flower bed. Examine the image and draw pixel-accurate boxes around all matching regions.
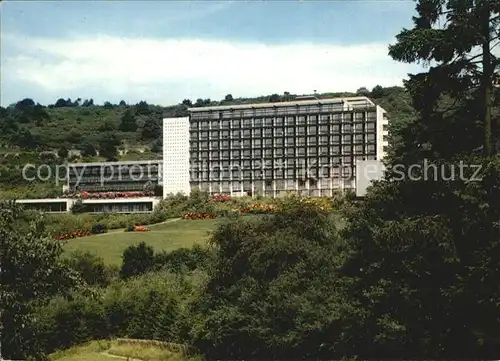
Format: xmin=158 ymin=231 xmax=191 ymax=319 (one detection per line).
xmin=55 ymin=229 xmax=91 ymax=240
xmin=182 ymin=212 xmax=216 ymax=220
xmin=134 ymin=225 xmax=149 ymax=232
xmin=245 ymin=203 xmax=278 ymax=214
xmin=211 ymin=193 xmax=230 ymax=203
xmin=74 ymin=191 xmax=154 ymax=199
xmin=299 ymin=197 xmax=333 ymax=212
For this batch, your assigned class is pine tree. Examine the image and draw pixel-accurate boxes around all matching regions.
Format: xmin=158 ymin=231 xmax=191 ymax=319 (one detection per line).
xmin=389 ymin=0 xmax=500 ymax=157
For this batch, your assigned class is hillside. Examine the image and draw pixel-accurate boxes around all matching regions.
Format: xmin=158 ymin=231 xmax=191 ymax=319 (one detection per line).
xmin=0 ymin=85 xmax=416 ymax=198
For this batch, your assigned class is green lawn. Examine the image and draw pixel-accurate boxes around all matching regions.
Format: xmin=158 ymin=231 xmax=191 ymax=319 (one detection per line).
xmin=63 ymin=218 xmax=222 ymax=266
xmin=49 ymin=340 xmax=197 ymax=361
xmin=62 ymin=213 xmax=344 ymax=266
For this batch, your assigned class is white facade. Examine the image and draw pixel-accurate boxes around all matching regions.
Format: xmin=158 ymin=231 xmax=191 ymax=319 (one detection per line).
xmin=162 ymin=117 xmax=191 ymax=197
xmin=355 ymin=160 xmax=386 ymax=197
xmin=16 ymin=197 xmax=160 ymax=213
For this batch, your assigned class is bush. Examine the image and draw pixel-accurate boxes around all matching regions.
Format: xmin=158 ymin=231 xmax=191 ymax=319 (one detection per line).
xmin=65 ymin=251 xmax=116 ymax=287
xmin=71 ymin=199 xmax=87 ymax=214
xmin=32 ymin=271 xmax=202 ymax=355
xmin=155 ymin=245 xmax=213 ymax=273
xmin=190 ymin=197 xmax=344 ymax=359
xmin=125 ymin=224 xmax=135 ymax=232
xmin=91 ymin=223 xmax=107 ymax=234
xmin=120 ymin=242 xmax=155 ymax=279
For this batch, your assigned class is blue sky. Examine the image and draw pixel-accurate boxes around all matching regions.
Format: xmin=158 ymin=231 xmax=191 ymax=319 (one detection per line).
xmin=1 ymin=0 xmax=423 ymax=107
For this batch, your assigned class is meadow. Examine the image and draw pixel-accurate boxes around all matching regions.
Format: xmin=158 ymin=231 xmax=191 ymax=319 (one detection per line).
xmin=62 ymin=218 xmax=221 ymax=265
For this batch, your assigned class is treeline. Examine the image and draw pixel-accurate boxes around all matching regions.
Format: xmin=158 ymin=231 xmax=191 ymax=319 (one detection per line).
xmin=0 ymin=85 xmax=414 ymax=153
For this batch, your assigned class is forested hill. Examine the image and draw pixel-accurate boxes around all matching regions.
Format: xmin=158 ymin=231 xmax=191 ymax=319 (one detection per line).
xmin=0 ymin=85 xmax=415 ymax=161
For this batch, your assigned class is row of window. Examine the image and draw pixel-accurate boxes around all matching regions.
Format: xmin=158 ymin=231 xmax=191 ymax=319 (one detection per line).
xmin=71 ymin=183 xmax=149 ymax=191
xmin=191 ymin=124 xmax=376 ymax=139
xmin=190 ymin=104 xmax=375 ymax=120
xmin=192 ymin=179 xmax=350 ymax=189
xmin=190 ymin=155 xmax=375 ymax=170
xmin=84 ymin=202 xmax=153 ymax=213
xmin=69 ymin=175 xmax=158 ymax=183
xmin=190 ymin=167 xmax=356 ymax=180
xmin=190 ymin=134 xmax=376 ymax=150
xmin=190 ymin=144 xmax=377 ymax=158
xmin=69 ymin=166 xmax=159 ymax=177
xmin=191 ymin=112 xmax=378 ymax=129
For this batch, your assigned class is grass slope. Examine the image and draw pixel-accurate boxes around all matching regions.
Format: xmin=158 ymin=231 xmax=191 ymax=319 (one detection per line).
xmin=50 ymin=340 xmax=198 ymax=361
xmin=63 ymin=218 xmax=221 ymax=265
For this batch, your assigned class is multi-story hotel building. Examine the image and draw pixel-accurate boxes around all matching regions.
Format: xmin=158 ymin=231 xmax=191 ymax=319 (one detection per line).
xmin=163 ymin=96 xmax=389 ymax=197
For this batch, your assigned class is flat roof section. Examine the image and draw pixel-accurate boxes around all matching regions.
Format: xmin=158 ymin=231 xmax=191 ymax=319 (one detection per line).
xmin=188 ymin=96 xmax=376 ymax=112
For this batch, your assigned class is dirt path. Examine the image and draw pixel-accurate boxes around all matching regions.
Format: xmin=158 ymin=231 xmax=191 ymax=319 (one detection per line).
xmin=91 ymin=217 xmax=182 ymax=237
xmin=100 ymin=351 xmax=143 ymax=361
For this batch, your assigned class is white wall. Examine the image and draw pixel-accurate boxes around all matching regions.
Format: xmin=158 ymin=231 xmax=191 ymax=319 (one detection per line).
xmin=355 ymin=160 xmax=386 ymax=197
xmin=163 ymin=117 xmax=191 ymax=197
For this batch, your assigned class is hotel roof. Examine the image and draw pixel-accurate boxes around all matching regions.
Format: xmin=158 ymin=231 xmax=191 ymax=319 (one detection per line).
xmin=188 ymin=96 xmax=376 ymax=112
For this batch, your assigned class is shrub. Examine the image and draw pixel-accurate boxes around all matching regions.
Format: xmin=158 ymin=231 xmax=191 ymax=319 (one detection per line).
xmin=91 ymin=223 xmax=107 ymax=234
xmin=125 ymin=224 xmax=135 ymax=232
xmin=71 ymin=199 xmax=87 ymax=214
xmin=155 ymin=245 xmax=213 ymax=272
xmin=65 ymin=251 xmax=116 ymax=287
xmin=120 ymin=242 xmax=155 ymax=279
xmin=190 ymin=196 xmax=344 ymax=360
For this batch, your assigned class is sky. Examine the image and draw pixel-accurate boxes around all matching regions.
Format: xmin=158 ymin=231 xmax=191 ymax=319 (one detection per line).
xmin=0 ymin=0 xmax=424 ymax=107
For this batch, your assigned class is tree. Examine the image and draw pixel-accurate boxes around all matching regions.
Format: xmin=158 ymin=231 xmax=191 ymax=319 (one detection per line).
xmin=119 ymin=100 xmax=127 ymax=107
xmin=339 ymin=157 xmax=500 ymax=358
xmin=356 ymin=86 xmax=370 ymax=96
xmin=79 ymin=142 xmax=96 ymax=157
xmin=103 ymin=101 xmax=114 ymax=109
xmin=191 ymin=196 xmax=346 ymax=359
xmin=58 ymin=146 xmax=69 ymax=159
xmin=194 ymin=98 xmax=205 ymax=107
xmin=65 ymin=251 xmax=113 ymax=287
xmin=98 ymin=132 xmax=120 ymax=161
xmin=0 ymin=202 xmax=81 ymax=359
xmin=182 ymin=99 xmax=192 ymax=107
xmin=371 ymin=85 xmax=385 ymax=98
xmin=120 ymin=242 xmax=155 ymax=279
xmin=82 ymin=98 xmax=94 ymax=107
xmin=54 ymin=98 xmax=66 ymax=108
xmin=141 ymin=117 xmax=161 ymax=140
xmin=16 ymin=129 xmax=39 ymax=149
xmin=269 ymin=93 xmax=280 ymax=102
xmin=151 ymin=138 xmax=162 ymax=153
xmin=388 ymin=0 xmax=500 ymax=156
xmin=135 ymin=100 xmax=150 ymax=115
xmin=224 ymin=94 xmax=234 ymax=102
xmin=14 ymin=98 xmax=35 ymax=112
xmin=119 ymin=109 xmax=137 ymax=132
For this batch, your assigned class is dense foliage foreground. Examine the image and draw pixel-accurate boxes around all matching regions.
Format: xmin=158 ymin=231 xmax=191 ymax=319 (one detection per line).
xmin=2 ymin=159 xmax=500 ymax=360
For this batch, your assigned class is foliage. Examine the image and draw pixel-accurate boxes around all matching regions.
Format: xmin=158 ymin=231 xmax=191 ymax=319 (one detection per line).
xmin=71 ymin=199 xmax=87 ymax=214
xmin=155 ymin=245 xmax=213 ymax=273
xmin=91 ymin=223 xmax=108 ymax=234
xmin=190 ymin=197 xmax=346 ymax=359
xmin=338 ymin=157 xmax=500 ymax=358
xmin=65 ymin=251 xmax=117 ymax=288
xmin=388 ymin=0 xmax=500 ymax=159
xmin=32 ymin=271 xmax=204 ymax=356
xmin=119 ymin=242 xmax=155 ymax=279
xmin=0 ymin=201 xmax=82 ymax=359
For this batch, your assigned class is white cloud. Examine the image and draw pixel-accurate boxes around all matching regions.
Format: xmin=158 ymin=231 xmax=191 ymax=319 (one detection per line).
xmin=1 ymin=34 xmax=422 ymax=105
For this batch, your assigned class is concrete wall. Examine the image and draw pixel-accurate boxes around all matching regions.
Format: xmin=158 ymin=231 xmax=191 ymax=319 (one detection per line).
xmin=355 ymin=160 xmax=386 ymax=197
xmin=163 ymin=117 xmax=191 ymax=197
